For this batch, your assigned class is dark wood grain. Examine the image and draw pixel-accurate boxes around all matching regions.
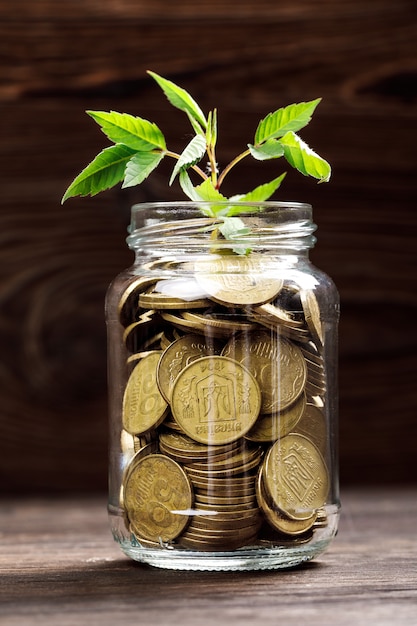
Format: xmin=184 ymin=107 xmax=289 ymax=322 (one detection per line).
xmin=0 ymin=490 xmax=416 ymax=625
xmin=1 ymin=0 xmax=416 ymax=491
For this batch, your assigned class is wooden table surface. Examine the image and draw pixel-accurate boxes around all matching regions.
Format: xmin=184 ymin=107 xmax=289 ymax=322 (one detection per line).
xmin=0 ymin=488 xmax=416 ymax=625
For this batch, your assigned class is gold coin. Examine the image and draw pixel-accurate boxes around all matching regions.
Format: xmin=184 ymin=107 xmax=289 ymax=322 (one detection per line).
xmin=154 ymin=277 xmax=212 ymax=301
xmin=190 ymin=513 xmax=261 ymax=531
xmin=253 ymin=302 xmax=305 ymax=329
xmin=255 ymin=467 xmax=317 ymax=536
xmin=300 ymin=340 xmax=323 ymax=363
xmin=120 ymin=440 xmax=160 ymax=514
xmin=304 ymin=354 xmax=325 ymax=375
xmin=293 ymin=403 xmax=327 ymax=457
xmin=127 ymin=350 xmax=162 ymax=363
xmin=313 ymin=507 xmax=328 ymax=528
xmin=122 ymin=441 xmax=160 ymax=486
xmin=194 ymin=254 xmax=284 ymax=306
xmin=128 ymin=529 xmax=162 ymax=549
xmin=264 ymin=434 xmax=329 ymax=521
xmin=188 ymin=507 xmax=261 ymax=522
xmin=177 ymin=533 xmax=258 ymax=551
xmin=160 ymin=332 xmax=172 ymax=351
xmin=188 ymin=474 xmax=255 ymax=491
xmin=192 ymin=500 xmax=258 ymax=514
xmin=181 ymin=524 xmax=259 ymax=540
xmin=117 ymin=276 xmax=161 ymax=327
xmin=162 ymin=414 xmax=186 ymax=433
xmin=195 ymin=483 xmax=256 ymax=498
xmin=157 ymin=333 xmax=223 ymax=402
xmin=139 ymin=292 xmax=212 ymax=310
xmin=300 ymin=289 xmax=324 ymax=347
xmin=305 ymin=368 xmax=326 ymax=390
xmin=191 ymin=474 xmax=254 ymax=487
xmin=222 ymin=330 xmax=306 ymax=413
xmin=182 ymin=311 xmax=256 ymax=334
xmin=126 ymin=349 xmax=162 ymax=374
xmin=122 ymin=352 xmax=168 ymax=435
xmin=186 ymin=445 xmax=262 ymax=472
xmin=305 ymin=379 xmax=326 ymax=397
xmin=124 ymin=454 xmax=193 ymax=543
xmin=159 ymin=431 xmax=240 ymax=462
xmin=250 ymin=314 xmax=311 ymax=343
xmin=274 ymin=284 xmax=304 ymax=318
xmin=184 ymin=452 xmax=262 ymax=478
xmin=308 ymin=394 xmax=325 ymax=409
xmin=245 ymin=392 xmax=306 ymax=442
xmin=159 ymin=326 xmax=183 ymax=350
xmin=161 ymin=311 xmax=252 ymax=339
xmin=123 ymin=310 xmax=162 ymax=353
xmin=250 ymin=306 xmax=311 ymax=342
xmin=195 ymin=492 xmax=257 ymax=506
xmin=257 ymin=532 xmax=313 ymax=547
xmin=190 ymin=483 xmax=256 ymax=499
xmin=160 ymin=311 xmax=213 ymax=336
xmin=120 ymin=429 xmax=136 ymax=456
xmin=137 ymin=430 xmax=158 ymax=448
xmin=119 ymin=429 xmax=153 ymax=460
xmin=183 ymin=516 xmax=260 ymax=536
xmin=171 ymin=356 xmax=261 ymax=445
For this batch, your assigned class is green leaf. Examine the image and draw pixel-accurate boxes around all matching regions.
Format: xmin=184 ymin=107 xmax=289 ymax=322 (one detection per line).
xmin=206 ymin=109 xmax=217 ymax=150
xmin=122 ymin=151 xmax=166 ymax=188
xmin=169 ymin=134 xmax=206 ymax=185
xmin=86 ymin=110 xmax=166 ymax=151
xmin=279 ymin=131 xmax=331 ymax=182
xmin=190 ymin=179 xmax=229 ymax=217
xmin=224 ymin=202 xmax=265 ymax=215
xmin=218 ymin=216 xmax=250 ymax=239
xmin=179 ymin=170 xmax=203 ymax=202
xmin=230 ymin=173 xmax=287 ymax=205
xmin=178 ymin=173 xmax=225 ymax=217
xmin=254 ymin=99 xmax=321 ymax=145
xmin=218 ymin=217 xmax=252 ymax=255
xmin=61 ymin=144 xmax=138 ymax=202
xmin=148 ymin=71 xmax=207 ymax=131
xmin=194 ymin=179 xmax=228 ymax=203
xmin=187 ymin=114 xmax=206 ymax=136
xmin=248 ymin=139 xmax=285 ymax=161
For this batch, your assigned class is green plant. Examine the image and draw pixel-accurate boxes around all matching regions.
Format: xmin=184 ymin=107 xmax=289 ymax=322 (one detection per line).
xmin=62 ymin=70 xmax=330 ymax=238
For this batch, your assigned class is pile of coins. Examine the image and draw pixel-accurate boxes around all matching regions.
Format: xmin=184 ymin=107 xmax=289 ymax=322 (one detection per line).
xmin=117 ymin=254 xmax=329 ymax=551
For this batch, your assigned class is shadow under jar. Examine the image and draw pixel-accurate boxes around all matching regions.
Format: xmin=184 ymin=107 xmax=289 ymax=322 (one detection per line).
xmin=106 ymin=201 xmax=340 ymax=571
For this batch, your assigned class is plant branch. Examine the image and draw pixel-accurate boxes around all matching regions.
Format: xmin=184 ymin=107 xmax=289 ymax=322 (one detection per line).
xmin=165 ymin=150 xmax=208 ymax=181
xmin=206 ymin=144 xmax=218 ymax=187
xmin=216 ymin=148 xmax=251 ymax=189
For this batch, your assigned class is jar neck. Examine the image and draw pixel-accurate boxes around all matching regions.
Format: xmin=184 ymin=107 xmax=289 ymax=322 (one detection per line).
xmin=126 ymin=202 xmax=317 ymax=257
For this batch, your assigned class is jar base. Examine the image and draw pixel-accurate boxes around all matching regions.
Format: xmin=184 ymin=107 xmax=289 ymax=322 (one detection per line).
xmin=110 ymin=505 xmax=339 ymax=571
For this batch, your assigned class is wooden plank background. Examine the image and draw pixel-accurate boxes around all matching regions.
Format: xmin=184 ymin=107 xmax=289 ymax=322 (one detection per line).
xmin=1 ymin=0 xmax=416 ymax=491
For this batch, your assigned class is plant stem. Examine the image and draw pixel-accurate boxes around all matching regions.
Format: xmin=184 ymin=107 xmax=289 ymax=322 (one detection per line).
xmin=216 ymin=148 xmax=251 ymax=189
xmin=206 ymin=144 xmax=218 ymax=187
xmin=165 ymin=150 xmax=208 ymax=181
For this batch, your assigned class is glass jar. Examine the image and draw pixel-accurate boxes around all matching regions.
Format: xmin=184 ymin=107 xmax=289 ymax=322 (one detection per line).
xmin=106 ymin=201 xmax=340 ymax=571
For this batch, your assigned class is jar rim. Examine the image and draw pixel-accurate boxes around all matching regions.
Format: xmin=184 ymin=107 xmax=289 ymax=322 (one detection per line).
xmin=127 ymin=201 xmax=316 ymax=252
xmin=130 ymin=200 xmax=312 ymax=216
xmin=131 ymin=200 xmax=312 ymax=208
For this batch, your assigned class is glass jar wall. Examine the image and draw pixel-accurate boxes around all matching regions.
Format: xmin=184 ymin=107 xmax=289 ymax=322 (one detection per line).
xmin=106 ymin=202 xmax=340 ymax=571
